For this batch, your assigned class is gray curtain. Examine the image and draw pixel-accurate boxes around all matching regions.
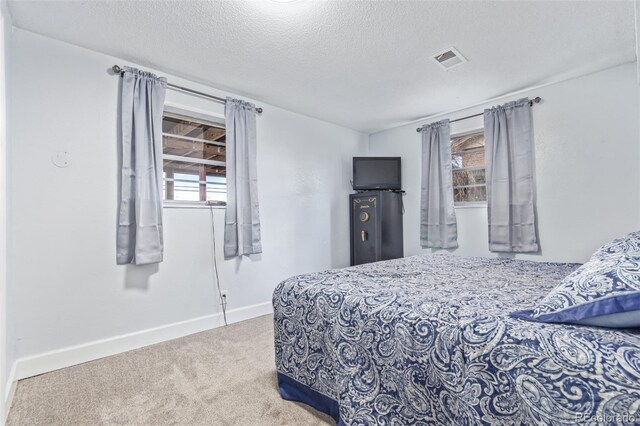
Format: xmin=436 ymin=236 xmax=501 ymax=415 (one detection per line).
xmin=224 ymin=97 xmax=262 ymax=257
xmin=117 ymin=67 xmax=167 ymax=265
xmin=420 ymin=119 xmax=458 ymax=249
xmin=484 ymin=98 xmax=538 ymax=252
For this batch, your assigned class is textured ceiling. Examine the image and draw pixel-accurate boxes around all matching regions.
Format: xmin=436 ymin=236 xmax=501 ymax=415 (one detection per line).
xmin=7 ymin=0 xmax=637 ymax=133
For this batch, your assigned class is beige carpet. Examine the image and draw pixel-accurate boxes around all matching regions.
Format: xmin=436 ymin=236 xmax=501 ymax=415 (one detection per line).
xmin=7 ymin=314 xmax=333 ymax=425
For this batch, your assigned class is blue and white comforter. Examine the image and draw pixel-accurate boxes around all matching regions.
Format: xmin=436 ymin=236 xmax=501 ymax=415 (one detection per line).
xmin=273 ymin=254 xmax=640 ymax=425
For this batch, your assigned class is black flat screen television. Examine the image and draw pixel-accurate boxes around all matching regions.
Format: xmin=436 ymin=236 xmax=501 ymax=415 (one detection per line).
xmin=352 ymin=157 xmax=401 ymax=190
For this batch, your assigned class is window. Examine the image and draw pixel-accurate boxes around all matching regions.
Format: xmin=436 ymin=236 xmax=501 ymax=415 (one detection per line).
xmin=162 ymin=110 xmax=226 ymax=203
xmin=451 ymin=131 xmax=486 ymax=205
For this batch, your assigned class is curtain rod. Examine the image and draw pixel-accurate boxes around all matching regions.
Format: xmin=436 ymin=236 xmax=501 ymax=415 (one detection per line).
xmin=111 ymin=65 xmax=263 ymax=114
xmin=416 ymin=96 xmax=541 ymax=133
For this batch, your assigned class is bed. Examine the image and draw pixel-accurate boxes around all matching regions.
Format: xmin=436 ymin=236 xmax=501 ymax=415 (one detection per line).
xmin=273 ymin=254 xmax=640 ymax=425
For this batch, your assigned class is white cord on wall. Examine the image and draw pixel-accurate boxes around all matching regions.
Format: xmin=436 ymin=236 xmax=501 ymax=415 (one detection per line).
xmin=209 ymin=205 xmax=228 ymax=326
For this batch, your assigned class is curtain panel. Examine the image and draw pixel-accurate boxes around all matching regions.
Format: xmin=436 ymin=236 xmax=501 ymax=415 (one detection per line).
xmin=116 ymin=67 xmax=167 ymax=265
xmin=484 ymin=98 xmax=538 ymax=253
xmin=224 ymin=97 xmax=262 ymax=257
xmin=420 ymin=119 xmax=458 ymax=249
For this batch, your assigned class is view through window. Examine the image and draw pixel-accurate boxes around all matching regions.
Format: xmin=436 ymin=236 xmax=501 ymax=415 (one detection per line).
xmin=162 ymin=112 xmax=227 ymax=203
xmin=451 ymin=131 xmax=486 ymax=204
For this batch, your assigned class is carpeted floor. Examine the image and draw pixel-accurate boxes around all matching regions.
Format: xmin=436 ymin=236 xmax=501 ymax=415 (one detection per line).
xmin=7 ymin=314 xmax=333 ymax=425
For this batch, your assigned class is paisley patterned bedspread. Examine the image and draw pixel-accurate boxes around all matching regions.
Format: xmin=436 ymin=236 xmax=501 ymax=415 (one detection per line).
xmin=273 ymin=254 xmax=640 ymax=425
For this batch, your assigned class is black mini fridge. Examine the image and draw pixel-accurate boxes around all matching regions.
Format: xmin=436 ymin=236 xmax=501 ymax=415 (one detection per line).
xmin=349 ymin=191 xmax=403 ymax=266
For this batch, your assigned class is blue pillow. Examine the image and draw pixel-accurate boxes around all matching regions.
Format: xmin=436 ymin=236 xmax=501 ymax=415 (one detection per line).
xmin=512 ymin=254 xmax=640 ymax=328
xmin=590 ymin=230 xmax=640 ymax=261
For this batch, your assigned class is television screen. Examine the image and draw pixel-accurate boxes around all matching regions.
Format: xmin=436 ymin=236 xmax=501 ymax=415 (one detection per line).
xmin=353 ymin=157 xmax=401 ymax=190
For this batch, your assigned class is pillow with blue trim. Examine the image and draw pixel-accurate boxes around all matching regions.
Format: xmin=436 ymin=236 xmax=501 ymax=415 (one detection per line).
xmin=512 ymin=253 xmax=640 ymax=328
xmin=590 ymin=230 xmax=640 ymax=261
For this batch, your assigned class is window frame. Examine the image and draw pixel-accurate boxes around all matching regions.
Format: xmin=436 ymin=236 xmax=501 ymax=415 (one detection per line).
xmin=162 ymin=103 xmax=227 ymax=209
xmin=451 ymin=128 xmax=487 ymax=208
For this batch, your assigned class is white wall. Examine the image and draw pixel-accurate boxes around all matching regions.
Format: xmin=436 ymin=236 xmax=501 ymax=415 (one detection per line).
xmin=6 ymin=29 xmax=367 ymax=378
xmin=370 ymin=63 xmax=640 ymax=264
xmin=0 ymin=0 xmax=10 ymax=422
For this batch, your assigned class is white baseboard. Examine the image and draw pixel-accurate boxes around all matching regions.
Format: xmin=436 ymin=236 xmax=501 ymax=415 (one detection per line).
xmin=3 ymin=362 xmax=17 ymax=425
xmin=13 ymin=301 xmax=273 ymax=382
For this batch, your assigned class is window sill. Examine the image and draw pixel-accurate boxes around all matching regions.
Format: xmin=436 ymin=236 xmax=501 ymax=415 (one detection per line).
xmin=454 ymin=203 xmax=487 ymax=209
xmin=163 ymin=201 xmax=226 ymax=210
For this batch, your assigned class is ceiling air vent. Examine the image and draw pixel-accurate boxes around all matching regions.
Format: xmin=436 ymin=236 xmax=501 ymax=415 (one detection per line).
xmin=432 ymin=47 xmax=467 ymax=71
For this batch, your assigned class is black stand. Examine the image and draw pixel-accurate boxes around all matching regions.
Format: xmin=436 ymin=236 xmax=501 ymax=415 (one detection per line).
xmin=350 ymin=190 xmax=403 ymax=266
